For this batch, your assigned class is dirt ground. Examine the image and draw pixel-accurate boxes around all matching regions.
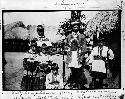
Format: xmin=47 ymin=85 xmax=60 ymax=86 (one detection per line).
xmin=4 ymin=52 xmax=71 ymax=90
xmin=3 ymin=52 xmax=120 ymax=90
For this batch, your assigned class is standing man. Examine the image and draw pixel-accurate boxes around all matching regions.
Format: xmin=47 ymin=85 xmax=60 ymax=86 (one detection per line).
xmin=65 ymin=20 xmax=87 ymax=88
xmin=86 ymin=39 xmax=114 ymax=88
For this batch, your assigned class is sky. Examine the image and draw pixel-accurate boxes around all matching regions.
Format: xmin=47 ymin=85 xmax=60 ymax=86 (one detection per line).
xmin=3 ymin=11 xmax=98 ymax=26
xmin=3 ymin=11 xmax=71 ymax=26
xmin=3 ymin=11 xmax=98 ymax=42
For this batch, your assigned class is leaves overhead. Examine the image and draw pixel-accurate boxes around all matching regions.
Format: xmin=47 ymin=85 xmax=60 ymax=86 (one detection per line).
xmin=58 ymin=19 xmax=72 ymax=36
xmin=4 ymin=11 xmax=119 ymax=41
xmin=85 ymin=11 xmax=119 ymax=37
xmin=58 ymin=11 xmax=119 ymax=38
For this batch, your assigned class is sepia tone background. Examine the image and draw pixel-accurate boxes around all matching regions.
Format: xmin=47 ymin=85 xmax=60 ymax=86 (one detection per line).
xmin=2 ymin=10 xmax=121 ymax=90
xmin=1 ymin=0 xmax=125 ymax=98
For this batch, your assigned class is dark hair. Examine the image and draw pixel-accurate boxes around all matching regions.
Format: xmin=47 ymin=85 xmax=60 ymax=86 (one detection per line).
xmin=30 ymin=40 xmax=37 ymax=47
xmin=42 ymin=43 xmax=47 ymax=48
xmin=37 ymin=25 xmax=44 ymax=37
xmin=37 ymin=25 xmax=44 ymax=31
xmin=51 ymin=63 xmax=59 ymax=70
xmin=37 ymin=25 xmax=44 ymax=28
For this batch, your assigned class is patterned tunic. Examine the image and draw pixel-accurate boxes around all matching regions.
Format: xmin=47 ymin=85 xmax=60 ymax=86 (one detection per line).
xmin=66 ymin=32 xmax=87 ymax=68
xmin=23 ymin=49 xmax=39 ymax=75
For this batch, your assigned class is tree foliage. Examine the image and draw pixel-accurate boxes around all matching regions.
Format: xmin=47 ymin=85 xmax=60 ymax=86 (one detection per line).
xmin=58 ymin=18 xmax=86 ymax=37
xmin=57 ymin=19 xmax=72 ymax=36
xmin=4 ymin=21 xmax=38 ymax=40
xmin=58 ymin=11 xmax=119 ymax=39
xmin=85 ymin=11 xmax=119 ymax=37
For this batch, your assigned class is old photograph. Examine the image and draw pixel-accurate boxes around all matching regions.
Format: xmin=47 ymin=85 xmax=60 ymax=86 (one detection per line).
xmin=2 ymin=10 xmax=121 ymax=90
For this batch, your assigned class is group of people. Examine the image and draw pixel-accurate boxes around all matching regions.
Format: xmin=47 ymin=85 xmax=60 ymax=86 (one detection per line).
xmin=65 ymin=20 xmax=114 ymax=89
xmin=21 ymin=25 xmax=63 ymax=90
xmin=21 ymin=20 xmax=115 ymax=90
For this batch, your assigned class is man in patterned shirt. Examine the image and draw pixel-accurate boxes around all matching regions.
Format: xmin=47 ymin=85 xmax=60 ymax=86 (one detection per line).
xmin=65 ymin=20 xmax=87 ymax=88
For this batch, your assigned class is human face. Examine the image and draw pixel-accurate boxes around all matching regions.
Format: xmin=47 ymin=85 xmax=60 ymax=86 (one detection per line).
xmin=31 ymin=46 xmax=36 ymax=52
xmin=37 ymin=27 xmax=44 ymax=37
xmin=52 ymin=69 xmax=58 ymax=75
xmin=98 ymin=42 xmax=103 ymax=47
xmin=42 ymin=48 xmax=46 ymax=54
xmin=38 ymin=31 xmax=44 ymax=37
xmin=72 ymin=25 xmax=79 ymax=32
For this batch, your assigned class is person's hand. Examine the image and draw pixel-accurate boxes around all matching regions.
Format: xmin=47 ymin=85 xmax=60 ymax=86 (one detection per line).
xmin=79 ymin=49 xmax=81 ymax=53
xmin=107 ymin=69 xmax=112 ymax=78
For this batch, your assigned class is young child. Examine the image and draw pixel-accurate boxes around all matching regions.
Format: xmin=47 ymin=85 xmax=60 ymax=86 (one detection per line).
xmin=45 ymin=63 xmax=64 ymax=89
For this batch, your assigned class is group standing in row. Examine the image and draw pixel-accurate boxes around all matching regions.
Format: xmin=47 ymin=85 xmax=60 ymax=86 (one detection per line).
xmin=21 ymin=20 xmax=115 ymax=90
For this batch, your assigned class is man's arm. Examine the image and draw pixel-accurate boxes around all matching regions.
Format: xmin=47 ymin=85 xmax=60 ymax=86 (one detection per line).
xmin=106 ymin=48 xmax=114 ymax=78
xmin=86 ymin=48 xmax=94 ymax=65
xmin=108 ymin=49 xmax=114 ymax=60
xmin=65 ymin=34 xmax=71 ymax=51
xmin=79 ymin=34 xmax=87 ymax=53
xmin=105 ymin=48 xmax=114 ymax=70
